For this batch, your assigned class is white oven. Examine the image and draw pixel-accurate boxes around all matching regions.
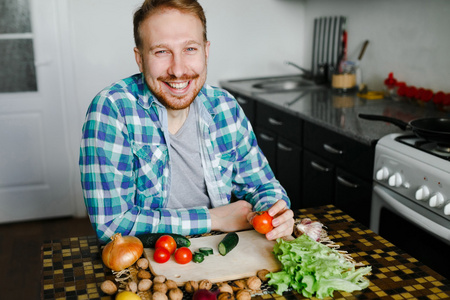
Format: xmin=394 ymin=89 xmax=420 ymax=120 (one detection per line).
xmin=370 ymin=133 xmax=450 ymax=279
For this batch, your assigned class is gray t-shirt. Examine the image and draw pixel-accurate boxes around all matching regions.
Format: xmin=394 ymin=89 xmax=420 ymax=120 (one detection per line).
xmin=167 ymin=103 xmax=211 ymax=209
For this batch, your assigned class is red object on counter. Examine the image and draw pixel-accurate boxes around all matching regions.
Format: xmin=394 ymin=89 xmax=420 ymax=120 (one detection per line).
xmin=443 ymin=93 xmax=450 ymax=106
xmin=416 ymin=88 xmax=425 ymax=100
xmin=396 ymin=81 xmax=406 ymax=88
xmin=406 ymin=86 xmax=418 ymax=98
xmin=420 ymin=89 xmax=433 ymax=102
xmin=397 ymin=84 xmax=408 ymax=97
xmin=434 ymin=91 xmax=445 ymax=104
xmin=384 ymin=72 xmax=397 ymax=87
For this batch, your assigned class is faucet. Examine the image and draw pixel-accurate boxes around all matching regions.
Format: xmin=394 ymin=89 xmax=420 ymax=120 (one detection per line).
xmin=284 ymin=61 xmax=313 ymax=79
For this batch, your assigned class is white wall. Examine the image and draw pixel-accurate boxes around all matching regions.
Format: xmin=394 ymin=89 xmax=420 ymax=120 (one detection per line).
xmin=303 ymin=0 xmax=450 ymax=92
xmin=201 ymin=0 xmax=307 ymax=85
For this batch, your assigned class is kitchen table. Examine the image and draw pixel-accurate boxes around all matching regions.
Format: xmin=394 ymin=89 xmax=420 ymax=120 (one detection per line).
xmin=41 ymin=205 xmax=450 ymax=299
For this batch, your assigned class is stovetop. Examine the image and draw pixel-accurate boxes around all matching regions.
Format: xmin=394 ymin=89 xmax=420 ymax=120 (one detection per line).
xmin=396 ymin=135 xmax=450 ymax=160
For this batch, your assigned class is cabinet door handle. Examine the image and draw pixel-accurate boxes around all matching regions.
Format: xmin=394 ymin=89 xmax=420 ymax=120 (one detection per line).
xmin=337 ymin=176 xmax=359 ymax=188
xmin=323 ymin=143 xmax=343 ymax=155
xmin=259 ymin=133 xmax=275 ymax=142
xmin=268 ymin=117 xmax=283 ymax=126
xmin=237 ymin=97 xmax=248 ymax=105
xmin=311 ymin=161 xmax=331 ymax=172
xmin=277 ymin=142 xmax=292 ymax=152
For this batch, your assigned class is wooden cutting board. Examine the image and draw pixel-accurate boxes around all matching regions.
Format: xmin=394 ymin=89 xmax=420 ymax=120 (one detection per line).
xmin=143 ymin=230 xmax=282 ymax=286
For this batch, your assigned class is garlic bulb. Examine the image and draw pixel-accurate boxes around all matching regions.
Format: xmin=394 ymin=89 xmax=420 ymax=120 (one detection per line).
xmin=293 ymin=218 xmax=325 ymax=241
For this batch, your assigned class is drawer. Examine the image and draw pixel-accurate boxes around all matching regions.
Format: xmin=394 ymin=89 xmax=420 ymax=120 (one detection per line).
xmin=303 ymin=122 xmax=374 ymax=180
xmin=256 ymin=102 xmax=302 ymax=144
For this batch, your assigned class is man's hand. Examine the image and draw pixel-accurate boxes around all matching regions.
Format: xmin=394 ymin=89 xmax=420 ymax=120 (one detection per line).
xmin=210 ymin=200 xmax=253 ymax=232
xmin=248 ymin=199 xmax=294 ymax=240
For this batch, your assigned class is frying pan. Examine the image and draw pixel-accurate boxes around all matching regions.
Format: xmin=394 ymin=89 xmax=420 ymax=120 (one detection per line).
xmin=358 ymin=114 xmax=450 ymax=145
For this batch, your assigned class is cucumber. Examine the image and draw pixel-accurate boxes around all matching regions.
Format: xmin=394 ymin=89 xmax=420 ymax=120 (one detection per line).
xmin=218 ymin=232 xmax=239 ymax=256
xmin=199 ymin=247 xmax=214 ymax=256
xmin=136 ymin=233 xmax=191 ymax=248
xmin=192 ymin=252 xmax=205 ymax=263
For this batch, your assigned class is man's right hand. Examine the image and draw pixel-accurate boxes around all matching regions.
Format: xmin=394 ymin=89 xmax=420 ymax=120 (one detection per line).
xmin=210 ymin=200 xmax=253 ymax=232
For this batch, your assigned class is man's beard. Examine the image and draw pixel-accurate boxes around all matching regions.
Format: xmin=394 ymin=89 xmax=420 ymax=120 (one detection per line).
xmin=148 ymin=73 xmax=204 ymax=110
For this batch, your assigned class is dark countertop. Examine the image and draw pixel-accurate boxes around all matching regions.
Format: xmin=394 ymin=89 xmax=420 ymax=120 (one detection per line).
xmin=41 ymin=205 xmax=450 ymax=299
xmin=219 ymin=75 xmax=449 ymax=146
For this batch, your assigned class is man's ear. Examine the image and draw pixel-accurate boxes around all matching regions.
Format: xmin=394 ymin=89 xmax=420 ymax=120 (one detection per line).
xmin=205 ymin=41 xmax=210 ymax=61
xmin=134 ymin=47 xmax=144 ymax=72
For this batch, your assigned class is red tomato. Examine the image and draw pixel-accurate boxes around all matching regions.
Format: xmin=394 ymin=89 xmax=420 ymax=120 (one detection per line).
xmin=155 ymin=235 xmax=177 ymax=254
xmin=174 ymin=247 xmax=192 ymax=264
xmin=153 ymin=247 xmax=170 ymax=263
xmin=252 ymin=211 xmax=274 ymax=234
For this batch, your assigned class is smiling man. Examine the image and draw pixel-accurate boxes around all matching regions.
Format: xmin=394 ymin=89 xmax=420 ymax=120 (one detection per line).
xmin=80 ymin=0 xmax=294 ymax=244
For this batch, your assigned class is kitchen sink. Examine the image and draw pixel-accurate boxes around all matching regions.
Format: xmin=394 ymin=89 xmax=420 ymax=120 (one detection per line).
xmin=252 ymin=77 xmax=314 ymax=92
xmin=222 ymin=75 xmax=325 ymax=94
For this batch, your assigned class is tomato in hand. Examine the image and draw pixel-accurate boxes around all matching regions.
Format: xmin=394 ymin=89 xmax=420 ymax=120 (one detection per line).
xmin=174 ymin=247 xmax=192 ymax=264
xmin=153 ymin=247 xmax=170 ymax=263
xmin=155 ymin=235 xmax=177 ymax=254
xmin=252 ymin=210 xmax=274 ymax=234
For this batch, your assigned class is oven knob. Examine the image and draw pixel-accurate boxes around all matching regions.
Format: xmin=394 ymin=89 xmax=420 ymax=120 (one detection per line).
xmin=444 ymin=203 xmax=450 ymax=216
xmin=429 ymin=193 xmax=445 ymax=208
xmin=376 ymin=167 xmax=390 ymax=181
xmin=415 ymin=185 xmax=430 ymax=201
xmin=388 ymin=173 xmax=403 ymax=187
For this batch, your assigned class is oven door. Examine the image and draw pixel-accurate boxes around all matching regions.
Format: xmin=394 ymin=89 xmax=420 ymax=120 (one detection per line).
xmin=371 ymin=183 xmax=450 ymax=279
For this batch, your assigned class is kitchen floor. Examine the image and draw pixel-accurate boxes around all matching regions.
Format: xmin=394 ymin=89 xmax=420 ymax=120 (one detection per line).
xmin=0 ymin=216 xmax=95 ymax=299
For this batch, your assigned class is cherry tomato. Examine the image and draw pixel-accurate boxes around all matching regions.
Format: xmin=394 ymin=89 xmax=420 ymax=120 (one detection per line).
xmin=252 ymin=210 xmax=274 ymax=234
xmin=153 ymin=247 xmax=170 ymax=263
xmin=155 ymin=235 xmax=177 ymax=254
xmin=174 ymin=247 xmax=192 ymax=264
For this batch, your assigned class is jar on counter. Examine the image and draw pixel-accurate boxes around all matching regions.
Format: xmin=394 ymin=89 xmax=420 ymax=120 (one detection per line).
xmin=332 ymin=62 xmax=357 ymax=93
xmin=383 ymin=72 xmax=397 ymax=99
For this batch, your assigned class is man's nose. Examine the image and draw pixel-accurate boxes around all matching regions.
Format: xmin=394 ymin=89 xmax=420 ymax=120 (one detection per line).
xmin=168 ymin=54 xmax=187 ymax=78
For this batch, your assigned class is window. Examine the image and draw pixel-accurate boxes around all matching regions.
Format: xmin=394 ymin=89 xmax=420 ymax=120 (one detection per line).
xmin=0 ymin=0 xmax=37 ymax=93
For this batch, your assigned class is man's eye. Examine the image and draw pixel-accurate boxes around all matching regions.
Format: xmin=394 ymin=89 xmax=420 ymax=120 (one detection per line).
xmin=186 ymin=47 xmax=197 ymax=52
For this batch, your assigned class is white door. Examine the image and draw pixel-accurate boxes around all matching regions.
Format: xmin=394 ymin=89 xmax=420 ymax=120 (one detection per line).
xmin=0 ymin=0 xmax=74 ymax=222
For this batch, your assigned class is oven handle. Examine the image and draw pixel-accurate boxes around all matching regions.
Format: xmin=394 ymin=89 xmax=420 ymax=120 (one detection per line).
xmin=373 ymin=185 xmax=450 ymax=243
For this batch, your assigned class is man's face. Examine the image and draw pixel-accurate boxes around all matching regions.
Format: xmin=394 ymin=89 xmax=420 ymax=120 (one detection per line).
xmin=134 ymin=9 xmax=210 ymax=110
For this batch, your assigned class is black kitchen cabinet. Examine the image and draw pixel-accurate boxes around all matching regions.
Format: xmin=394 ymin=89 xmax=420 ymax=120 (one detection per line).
xmin=303 ymin=121 xmax=374 ymax=227
xmin=256 ymin=101 xmax=302 ymax=143
xmin=255 ymin=128 xmax=302 ymax=210
xmin=302 ymin=150 xmax=335 ymax=208
xmin=303 ymin=121 xmax=374 ymax=180
xmin=276 ymin=137 xmax=302 ymax=210
xmin=335 ymin=168 xmax=372 ymax=226
xmin=229 ymin=88 xmax=374 ymax=224
xmin=255 ymin=102 xmax=303 ymax=210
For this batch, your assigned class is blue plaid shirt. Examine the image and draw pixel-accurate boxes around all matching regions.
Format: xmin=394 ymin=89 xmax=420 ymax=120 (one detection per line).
xmin=80 ymin=73 xmax=289 ymax=243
